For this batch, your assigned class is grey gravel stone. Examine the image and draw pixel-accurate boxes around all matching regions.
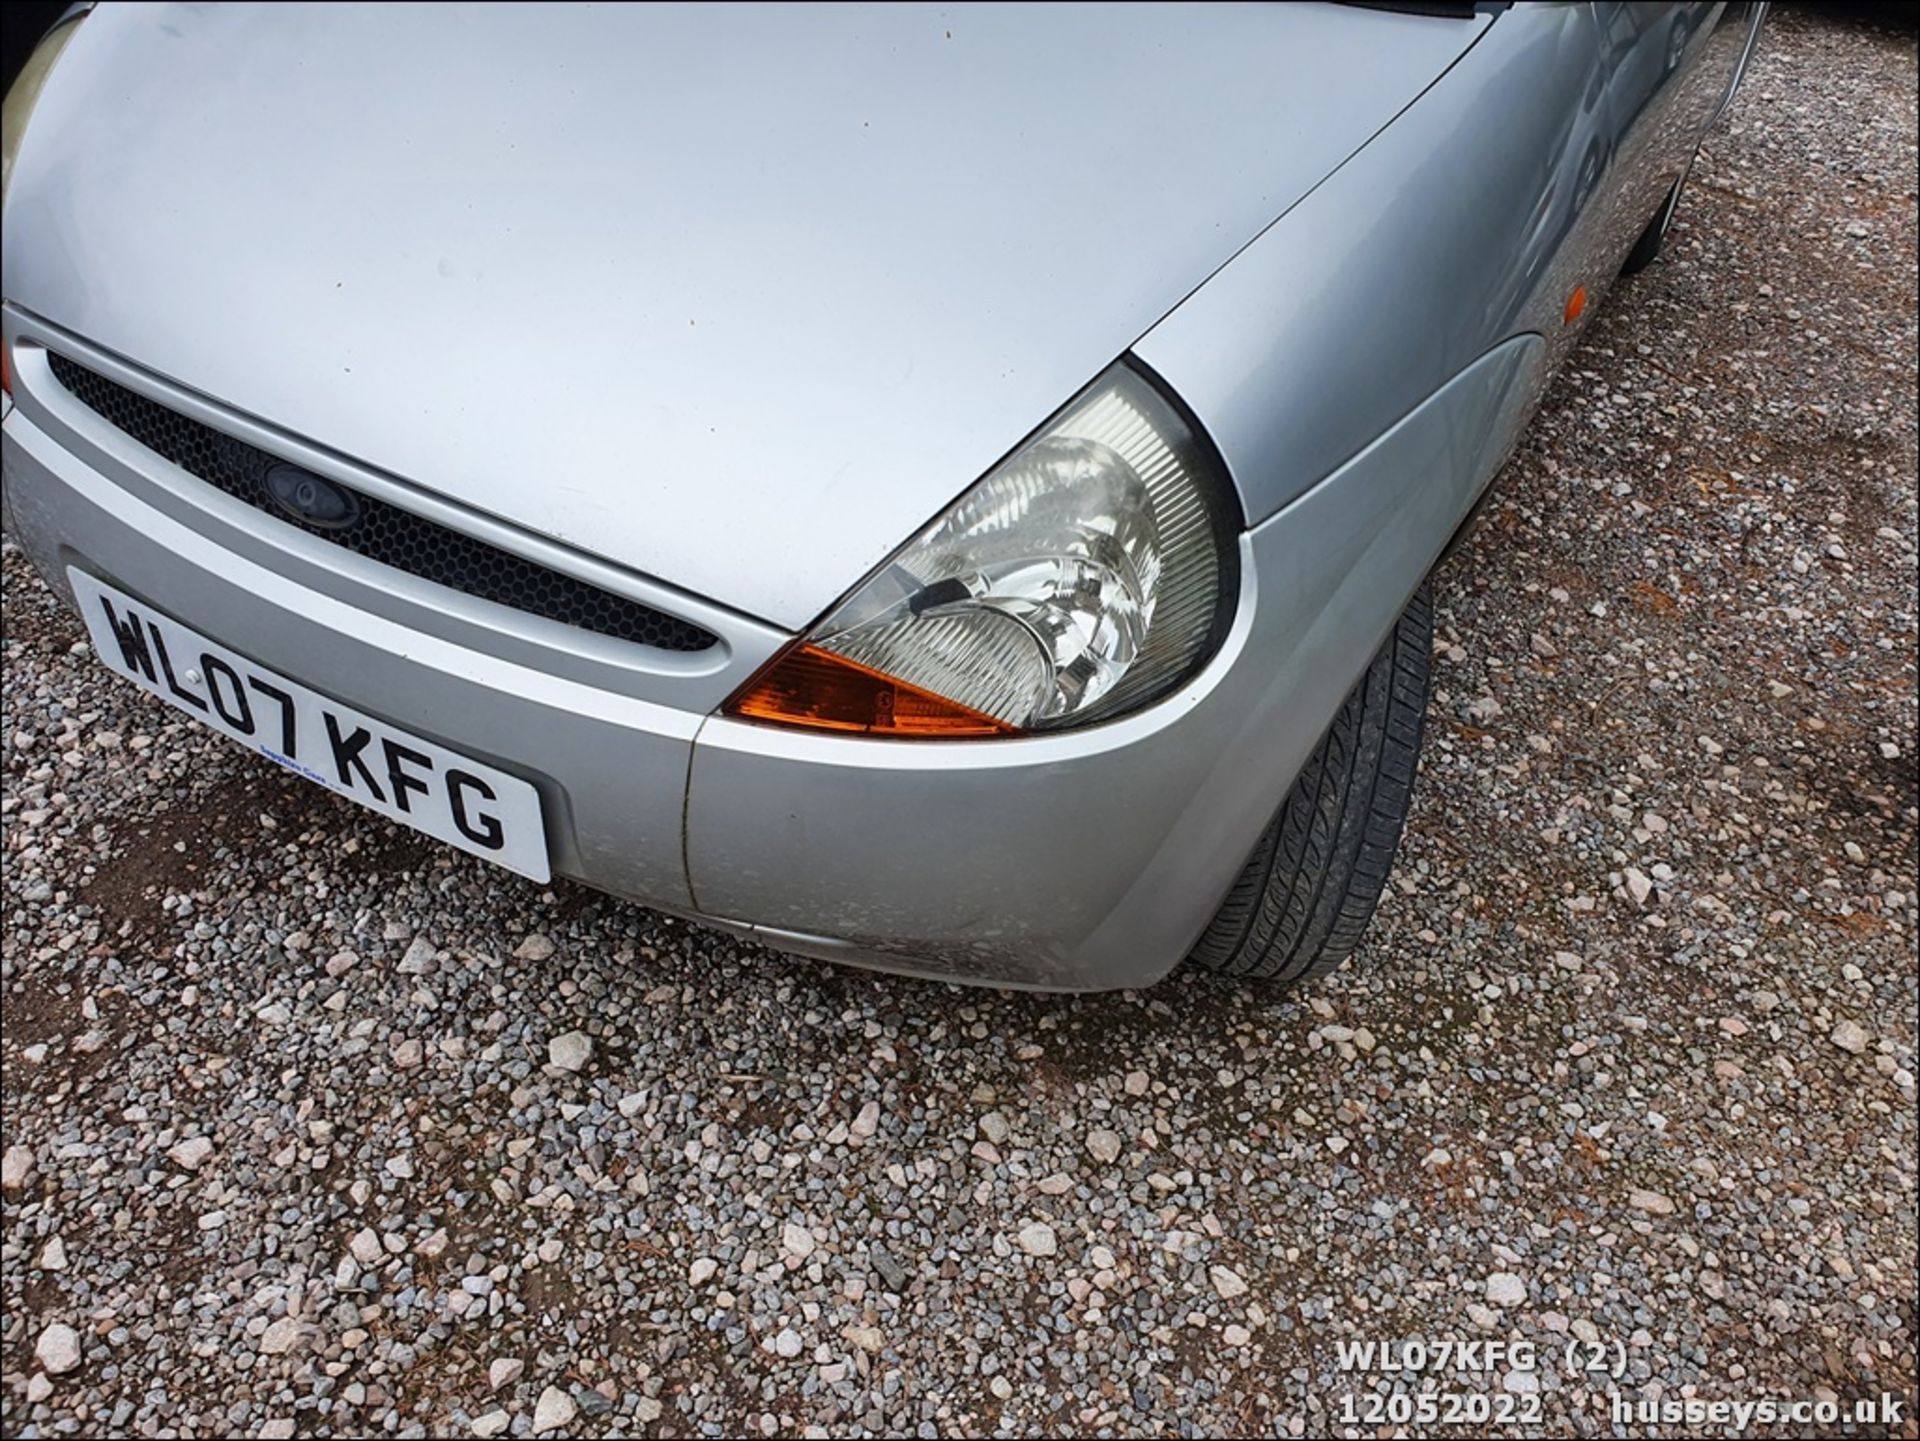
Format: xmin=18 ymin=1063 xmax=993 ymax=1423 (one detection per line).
xmin=257 ymin=1316 xmax=310 ymax=1355
xmin=532 ymin=1386 xmax=576 ymax=1434
xmin=397 ymin=934 xmax=437 ymax=974
xmin=166 ymin=1135 xmax=214 ymax=1171
xmin=1832 ymin=1018 xmax=1873 ymax=1054
xmin=547 ymin=1029 xmax=593 ymax=1071
xmin=869 ymin=1245 xmax=911 ymax=1292
xmin=782 ymin=1220 xmax=816 ymax=1259
xmin=1015 ymin=1222 xmax=1058 ymax=1258
xmin=35 ymin=1322 xmax=82 ymax=1375
xmin=1 ymin=1144 xmax=32 ymax=1192
xmin=1485 ymin=1273 xmax=1528 ymax=1307
xmin=1209 ymin=1265 xmax=1249 ymax=1300
xmin=514 ymin=932 xmax=557 ymax=961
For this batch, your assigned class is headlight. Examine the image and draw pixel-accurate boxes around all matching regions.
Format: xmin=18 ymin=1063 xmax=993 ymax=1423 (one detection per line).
xmin=2 ymin=10 xmax=86 ymax=205
xmin=725 ymin=359 xmax=1239 ymax=738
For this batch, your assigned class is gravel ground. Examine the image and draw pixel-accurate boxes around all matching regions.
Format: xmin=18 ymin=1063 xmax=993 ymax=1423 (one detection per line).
xmin=4 ymin=10 xmax=1916 ymax=1439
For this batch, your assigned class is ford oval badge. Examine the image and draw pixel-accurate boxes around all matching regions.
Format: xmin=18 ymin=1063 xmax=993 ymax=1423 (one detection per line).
xmin=262 ymin=463 xmax=362 ymax=531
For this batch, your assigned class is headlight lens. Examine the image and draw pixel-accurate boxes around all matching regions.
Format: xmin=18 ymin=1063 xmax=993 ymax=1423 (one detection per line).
xmin=726 ymin=359 xmax=1238 ymax=738
xmin=2 ymin=12 xmax=85 ymax=205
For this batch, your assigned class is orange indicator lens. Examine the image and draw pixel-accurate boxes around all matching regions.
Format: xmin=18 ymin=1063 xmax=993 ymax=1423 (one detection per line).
xmin=724 ymin=643 xmax=1017 ymax=738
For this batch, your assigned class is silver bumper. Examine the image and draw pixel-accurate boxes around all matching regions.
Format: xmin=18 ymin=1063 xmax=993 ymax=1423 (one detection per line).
xmin=3 ymin=316 xmax=1541 ymax=990
xmin=3 ymin=390 xmax=721 ymax=913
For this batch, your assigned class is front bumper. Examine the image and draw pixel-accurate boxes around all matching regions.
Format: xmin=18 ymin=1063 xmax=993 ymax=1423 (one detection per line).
xmin=3 ymin=313 xmax=1542 ymax=990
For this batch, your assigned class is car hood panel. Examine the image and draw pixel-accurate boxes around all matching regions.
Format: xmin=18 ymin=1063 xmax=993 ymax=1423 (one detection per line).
xmin=4 ymin=3 xmax=1484 ymax=626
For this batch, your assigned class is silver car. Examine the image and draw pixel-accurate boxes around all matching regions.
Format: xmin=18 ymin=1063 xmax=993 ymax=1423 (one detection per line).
xmin=1 ymin=2 xmax=1767 ymax=990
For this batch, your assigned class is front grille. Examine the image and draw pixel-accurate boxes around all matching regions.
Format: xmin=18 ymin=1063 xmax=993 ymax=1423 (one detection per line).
xmin=47 ymin=354 xmax=718 ymax=653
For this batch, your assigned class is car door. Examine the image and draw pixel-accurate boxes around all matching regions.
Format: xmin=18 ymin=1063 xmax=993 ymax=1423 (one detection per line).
xmin=1592 ymin=1 xmax=1766 ymax=263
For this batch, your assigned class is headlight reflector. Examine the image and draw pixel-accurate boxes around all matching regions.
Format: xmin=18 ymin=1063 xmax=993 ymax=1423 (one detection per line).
xmin=726 ymin=360 xmax=1237 ymax=738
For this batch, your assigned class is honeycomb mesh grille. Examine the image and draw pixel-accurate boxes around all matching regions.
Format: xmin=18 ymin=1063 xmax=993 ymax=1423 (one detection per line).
xmin=47 ymin=354 xmax=718 ymax=652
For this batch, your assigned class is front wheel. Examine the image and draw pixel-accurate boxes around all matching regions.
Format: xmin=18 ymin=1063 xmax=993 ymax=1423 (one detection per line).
xmin=1187 ymin=581 xmax=1432 ymax=988
xmin=1621 ymin=175 xmax=1684 ymax=276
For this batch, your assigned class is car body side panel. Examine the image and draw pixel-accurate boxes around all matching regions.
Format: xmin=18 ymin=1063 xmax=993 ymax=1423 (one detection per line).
xmin=685 ymin=335 xmax=1543 ymax=989
xmin=1590 ymin=2 xmax=1762 ymax=260
xmin=1136 ymin=2 xmax=1749 ymax=529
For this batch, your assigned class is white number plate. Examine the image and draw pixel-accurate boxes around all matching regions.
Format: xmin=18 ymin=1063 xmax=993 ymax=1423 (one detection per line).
xmin=71 ymin=569 xmax=550 ymax=881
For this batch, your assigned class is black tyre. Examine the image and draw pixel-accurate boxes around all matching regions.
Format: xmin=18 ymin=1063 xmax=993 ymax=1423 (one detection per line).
xmin=1188 ymin=581 xmax=1432 ymax=987
xmin=1621 ymin=177 xmax=1682 ymax=276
